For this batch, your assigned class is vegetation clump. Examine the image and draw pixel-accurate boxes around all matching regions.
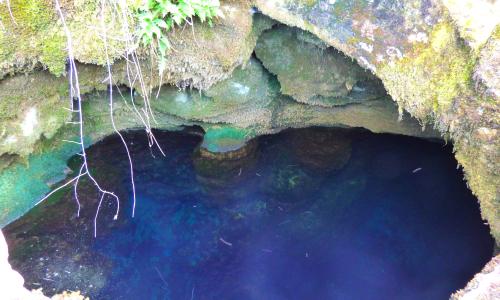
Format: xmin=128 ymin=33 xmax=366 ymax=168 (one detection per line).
xmin=136 ymin=0 xmax=222 ymax=69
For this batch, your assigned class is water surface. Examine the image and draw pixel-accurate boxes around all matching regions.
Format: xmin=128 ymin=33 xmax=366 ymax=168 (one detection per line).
xmin=5 ymin=128 xmax=493 ymax=299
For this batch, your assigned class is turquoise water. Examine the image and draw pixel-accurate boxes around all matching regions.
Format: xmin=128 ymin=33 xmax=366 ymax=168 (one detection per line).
xmin=5 ymin=128 xmax=493 ymax=299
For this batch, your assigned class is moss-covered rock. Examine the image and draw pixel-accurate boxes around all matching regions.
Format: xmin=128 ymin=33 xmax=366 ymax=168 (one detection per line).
xmin=150 ymin=57 xmax=276 ymax=126
xmin=255 ymin=25 xmax=380 ymax=107
xmin=378 ymin=22 xmax=474 ymax=121
xmin=474 ymin=27 xmax=500 ymax=99
xmin=0 ymin=72 xmax=70 ymax=158
xmin=201 ymin=126 xmax=255 ymax=153
xmin=441 ymin=0 xmax=500 ymax=52
xmin=0 ymin=0 xmax=268 ymax=90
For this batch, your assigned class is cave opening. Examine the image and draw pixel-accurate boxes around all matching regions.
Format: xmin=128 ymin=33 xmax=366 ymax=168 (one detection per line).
xmin=0 ymin=12 xmax=496 ymax=299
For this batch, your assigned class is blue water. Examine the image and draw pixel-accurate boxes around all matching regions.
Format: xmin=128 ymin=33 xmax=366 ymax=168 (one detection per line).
xmin=5 ymin=128 xmax=493 ymax=300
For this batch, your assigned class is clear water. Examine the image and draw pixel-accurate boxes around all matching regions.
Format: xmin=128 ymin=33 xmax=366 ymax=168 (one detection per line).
xmin=4 ymin=128 xmax=493 ymax=300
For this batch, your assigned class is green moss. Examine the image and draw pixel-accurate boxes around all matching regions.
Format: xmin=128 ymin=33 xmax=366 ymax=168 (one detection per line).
xmin=2 ymin=0 xmax=55 ymax=32
xmin=39 ymin=31 xmax=67 ymax=76
xmin=0 ymin=95 xmax=23 ymax=120
xmin=296 ymin=0 xmax=318 ymax=7
xmin=492 ymin=25 xmax=500 ymax=40
xmin=379 ymin=21 xmax=474 ymax=121
xmin=0 ymin=0 xmax=135 ymax=76
xmin=454 ymin=144 xmax=500 ymax=244
xmin=0 ymin=0 xmax=65 ymax=76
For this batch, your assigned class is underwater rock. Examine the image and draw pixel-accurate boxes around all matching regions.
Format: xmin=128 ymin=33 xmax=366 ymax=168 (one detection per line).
xmin=193 ymin=138 xmax=258 ymax=194
xmin=0 ymin=230 xmax=88 ymax=299
xmin=255 ymin=25 xmax=382 ymax=107
xmin=2 ymin=164 xmax=124 ymax=298
xmin=288 ymin=128 xmax=352 ymax=172
xmin=0 ymin=229 xmax=50 ymax=299
xmin=3 ymin=127 xmax=496 ymax=299
xmin=266 ymin=163 xmax=318 ymax=210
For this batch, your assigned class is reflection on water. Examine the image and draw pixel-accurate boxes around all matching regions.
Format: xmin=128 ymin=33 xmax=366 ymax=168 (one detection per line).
xmin=4 ymin=128 xmax=494 ymax=300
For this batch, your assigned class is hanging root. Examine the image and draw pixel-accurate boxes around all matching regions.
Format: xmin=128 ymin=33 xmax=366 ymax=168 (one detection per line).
xmin=99 ymin=0 xmax=137 ymax=219
xmin=37 ymin=0 xmax=122 ymax=237
xmin=36 ymin=0 xmax=171 ymax=236
xmin=3 ymin=0 xmax=17 ymax=25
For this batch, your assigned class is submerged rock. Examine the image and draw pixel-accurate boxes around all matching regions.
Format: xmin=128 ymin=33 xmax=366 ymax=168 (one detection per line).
xmin=288 ymin=127 xmax=352 ymax=172
xmin=193 ymin=138 xmax=258 ymax=193
xmin=0 ymin=230 xmax=88 ymax=299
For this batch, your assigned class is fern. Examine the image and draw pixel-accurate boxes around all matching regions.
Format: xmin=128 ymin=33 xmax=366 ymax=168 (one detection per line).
xmin=137 ymin=0 xmax=222 ymax=69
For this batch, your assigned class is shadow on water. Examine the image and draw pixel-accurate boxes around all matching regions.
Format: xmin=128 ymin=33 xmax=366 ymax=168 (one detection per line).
xmin=4 ymin=127 xmax=494 ymax=300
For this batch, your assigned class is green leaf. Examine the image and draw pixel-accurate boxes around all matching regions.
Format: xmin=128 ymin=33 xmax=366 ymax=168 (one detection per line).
xmin=136 ymin=0 xmax=222 ymax=65
xmin=154 ymin=19 xmax=168 ymax=29
xmin=158 ymin=36 xmax=170 ymax=56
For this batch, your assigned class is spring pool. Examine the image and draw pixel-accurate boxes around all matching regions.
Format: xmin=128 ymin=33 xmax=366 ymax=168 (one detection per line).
xmin=4 ymin=128 xmax=493 ymax=299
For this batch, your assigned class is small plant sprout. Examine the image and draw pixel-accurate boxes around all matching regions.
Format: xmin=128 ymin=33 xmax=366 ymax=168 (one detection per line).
xmin=137 ymin=0 xmax=223 ymax=70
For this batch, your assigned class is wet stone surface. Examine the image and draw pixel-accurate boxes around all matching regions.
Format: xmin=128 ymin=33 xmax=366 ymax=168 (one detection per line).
xmin=4 ymin=127 xmax=494 ymax=299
